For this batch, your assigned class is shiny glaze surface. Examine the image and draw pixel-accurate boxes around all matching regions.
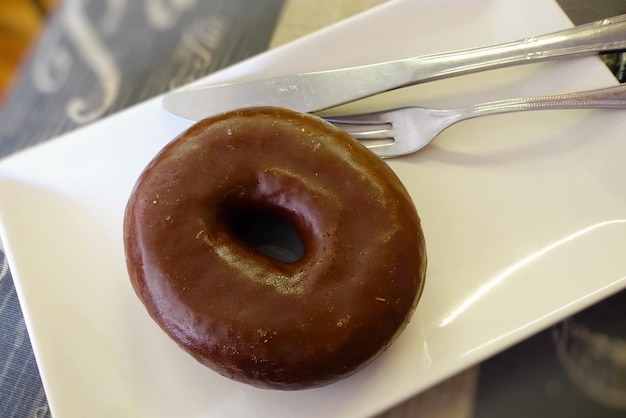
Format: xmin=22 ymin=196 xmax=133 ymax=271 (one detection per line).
xmin=124 ymin=107 xmax=426 ymax=389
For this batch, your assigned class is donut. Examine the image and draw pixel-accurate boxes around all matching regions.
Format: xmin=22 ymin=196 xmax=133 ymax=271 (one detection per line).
xmin=123 ymin=106 xmax=427 ymax=390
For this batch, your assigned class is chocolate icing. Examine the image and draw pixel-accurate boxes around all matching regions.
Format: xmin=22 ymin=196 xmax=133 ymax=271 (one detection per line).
xmin=123 ymin=107 xmax=427 ymax=389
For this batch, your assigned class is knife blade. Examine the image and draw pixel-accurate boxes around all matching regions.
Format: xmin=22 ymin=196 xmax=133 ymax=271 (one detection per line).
xmin=162 ymin=15 xmax=626 ymax=121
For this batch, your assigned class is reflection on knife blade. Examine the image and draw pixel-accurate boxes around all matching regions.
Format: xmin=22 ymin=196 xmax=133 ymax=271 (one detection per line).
xmin=162 ymin=62 xmax=413 ymax=121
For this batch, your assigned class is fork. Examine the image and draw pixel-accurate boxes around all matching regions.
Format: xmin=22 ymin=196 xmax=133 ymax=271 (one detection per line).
xmin=324 ymin=84 xmax=626 ymax=158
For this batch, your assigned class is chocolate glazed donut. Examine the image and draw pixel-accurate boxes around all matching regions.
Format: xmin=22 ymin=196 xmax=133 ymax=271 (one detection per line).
xmin=123 ymin=107 xmax=427 ymax=390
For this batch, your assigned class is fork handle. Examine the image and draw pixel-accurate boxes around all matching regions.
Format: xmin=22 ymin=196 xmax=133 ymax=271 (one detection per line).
xmin=405 ymin=15 xmax=626 ymax=86
xmin=450 ymin=84 xmax=626 ymax=122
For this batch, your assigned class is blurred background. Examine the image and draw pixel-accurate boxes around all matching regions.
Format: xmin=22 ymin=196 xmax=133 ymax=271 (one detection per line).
xmin=0 ymin=0 xmax=57 ymax=105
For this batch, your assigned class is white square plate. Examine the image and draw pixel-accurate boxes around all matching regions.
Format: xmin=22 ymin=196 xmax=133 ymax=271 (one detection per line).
xmin=1 ymin=0 xmax=625 ymax=417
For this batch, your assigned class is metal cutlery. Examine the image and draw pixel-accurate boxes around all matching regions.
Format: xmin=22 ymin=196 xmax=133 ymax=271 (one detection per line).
xmin=162 ymin=15 xmax=626 ymax=121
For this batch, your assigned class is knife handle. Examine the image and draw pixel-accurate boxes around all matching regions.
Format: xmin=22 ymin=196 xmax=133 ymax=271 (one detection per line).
xmin=406 ymin=14 xmax=626 ymax=84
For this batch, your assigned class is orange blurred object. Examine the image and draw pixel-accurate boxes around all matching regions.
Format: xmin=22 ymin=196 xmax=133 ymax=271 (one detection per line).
xmin=0 ymin=0 xmax=57 ymax=105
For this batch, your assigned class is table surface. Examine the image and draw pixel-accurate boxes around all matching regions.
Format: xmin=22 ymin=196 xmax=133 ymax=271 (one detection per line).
xmin=0 ymin=0 xmax=624 ymax=417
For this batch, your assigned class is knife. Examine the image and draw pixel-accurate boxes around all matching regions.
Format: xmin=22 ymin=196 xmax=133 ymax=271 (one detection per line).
xmin=162 ymin=14 xmax=626 ymax=121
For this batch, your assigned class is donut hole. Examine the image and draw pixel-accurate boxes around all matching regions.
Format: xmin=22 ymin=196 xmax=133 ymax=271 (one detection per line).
xmin=226 ymin=206 xmax=305 ymax=264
